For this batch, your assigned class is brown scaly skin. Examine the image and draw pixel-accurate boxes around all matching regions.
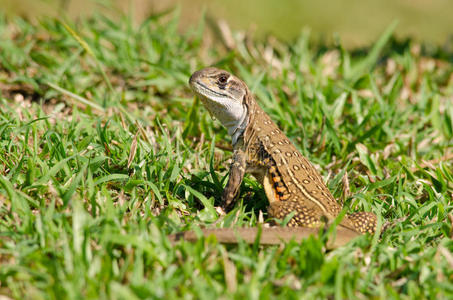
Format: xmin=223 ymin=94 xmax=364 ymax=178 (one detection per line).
xmin=172 ymin=67 xmax=377 ymax=247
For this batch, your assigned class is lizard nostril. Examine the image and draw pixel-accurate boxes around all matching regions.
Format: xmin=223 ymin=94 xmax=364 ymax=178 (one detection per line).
xmin=189 ymin=70 xmax=201 ymax=85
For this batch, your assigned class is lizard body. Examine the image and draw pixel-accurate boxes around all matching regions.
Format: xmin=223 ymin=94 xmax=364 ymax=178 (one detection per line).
xmin=177 ymin=67 xmax=376 ymax=246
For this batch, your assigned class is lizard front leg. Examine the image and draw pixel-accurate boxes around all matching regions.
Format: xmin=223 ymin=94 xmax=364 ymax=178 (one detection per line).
xmin=222 ymin=149 xmax=246 ymax=210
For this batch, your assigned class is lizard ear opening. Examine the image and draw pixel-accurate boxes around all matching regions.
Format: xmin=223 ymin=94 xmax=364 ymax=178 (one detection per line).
xmin=243 ymin=89 xmax=252 ymax=105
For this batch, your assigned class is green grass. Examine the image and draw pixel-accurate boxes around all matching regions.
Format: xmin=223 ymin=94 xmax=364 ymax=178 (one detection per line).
xmin=0 ymin=10 xmax=452 ymax=299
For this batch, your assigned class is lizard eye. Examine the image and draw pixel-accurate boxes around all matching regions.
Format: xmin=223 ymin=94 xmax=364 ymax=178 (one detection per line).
xmin=218 ymin=74 xmax=229 ymax=85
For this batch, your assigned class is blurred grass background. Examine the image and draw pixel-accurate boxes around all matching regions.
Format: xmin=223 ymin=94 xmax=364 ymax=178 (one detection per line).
xmin=2 ymin=0 xmax=453 ymax=47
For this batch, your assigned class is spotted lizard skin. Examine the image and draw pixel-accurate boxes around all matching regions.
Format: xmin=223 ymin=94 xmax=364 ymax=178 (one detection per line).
xmin=189 ymin=67 xmax=376 ymax=235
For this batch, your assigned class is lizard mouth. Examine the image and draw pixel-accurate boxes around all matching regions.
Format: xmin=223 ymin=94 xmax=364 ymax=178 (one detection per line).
xmin=190 ymin=81 xmax=229 ymax=99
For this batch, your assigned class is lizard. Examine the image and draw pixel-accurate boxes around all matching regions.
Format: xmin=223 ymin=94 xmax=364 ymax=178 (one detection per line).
xmin=171 ymin=67 xmax=377 ymax=248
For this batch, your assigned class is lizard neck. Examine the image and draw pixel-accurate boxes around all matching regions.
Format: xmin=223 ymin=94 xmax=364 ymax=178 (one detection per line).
xmin=197 ymin=95 xmax=248 ymax=146
xmin=229 ymin=107 xmax=248 ymax=146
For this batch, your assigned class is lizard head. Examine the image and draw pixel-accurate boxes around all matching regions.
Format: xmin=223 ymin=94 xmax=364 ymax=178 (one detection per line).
xmin=189 ymin=67 xmax=249 ymax=144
